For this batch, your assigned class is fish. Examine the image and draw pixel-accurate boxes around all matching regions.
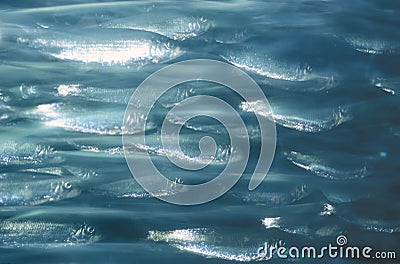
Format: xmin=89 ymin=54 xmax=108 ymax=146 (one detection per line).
xmin=262 ymin=203 xmax=342 ymax=238
xmin=2 ymin=3 xmax=210 ymax=43
xmin=232 ymin=184 xmax=310 ymax=206
xmin=16 ymin=28 xmax=184 ymax=66
xmin=343 ymin=35 xmax=400 ymax=54
xmin=56 ymin=84 xmax=133 ymax=104
xmin=90 ymin=177 xmax=184 ymax=199
xmin=148 ymin=228 xmax=282 ymax=262
xmin=284 ymin=150 xmax=369 ymax=180
xmin=0 ymin=141 xmax=63 ymax=167
xmin=100 ymin=15 xmax=212 ymax=41
xmin=0 ymin=218 xmax=100 ymax=247
xmin=0 ymin=178 xmax=80 ymax=206
xmin=240 ymin=97 xmax=351 ymax=132
xmin=54 ymin=82 xmax=205 ymax=106
xmin=0 ymin=171 xmax=62 ymax=181
xmin=124 ymin=132 xmax=241 ymax=165
xmin=17 ymin=165 xmax=97 ymax=181
xmin=24 ymin=102 xmax=156 ymax=135
xmin=221 ymin=45 xmax=337 ymax=92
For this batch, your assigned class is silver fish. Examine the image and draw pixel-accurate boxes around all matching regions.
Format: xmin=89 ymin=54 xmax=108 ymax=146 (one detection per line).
xmin=15 ymin=166 xmax=96 ymax=181
xmin=0 ymin=141 xmax=63 ymax=166
xmin=0 ymin=219 xmax=100 ymax=247
xmin=343 ymin=35 xmax=400 ymax=54
xmin=17 ymin=28 xmax=184 ymax=66
xmin=233 ymin=184 xmax=310 ymax=206
xmin=285 ymin=150 xmax=369 ymax=180
xmin=54 ymin=82 xmax=202 ymax=106
xmin=25 ymin=102 xmax=155 ymax=135
xmin=262 ymin=203 xmax=341 ymax=238
xmin=148 ymin=228 xmax=281 ymax=262
xmin=240 ymin=97 xmax=351 ymax=132
xmin=221 ymin=46 xmax=336 ymax=91
xmin=100 ymin=15 xmax=211 ymax=41
xmin=56 ymin=84 xmax=133 ymax=104
xmin=90 ymin=177 xmax=184 ymax=199
xmin=0 ymin=178 xmax=80 ymax=206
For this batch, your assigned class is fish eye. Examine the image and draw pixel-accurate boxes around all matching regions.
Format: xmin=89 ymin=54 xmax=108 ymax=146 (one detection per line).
xmin=87 ymin=226 xmax=95 ymax=234
xmin=64 ymin=182 xmax=72 ymax=190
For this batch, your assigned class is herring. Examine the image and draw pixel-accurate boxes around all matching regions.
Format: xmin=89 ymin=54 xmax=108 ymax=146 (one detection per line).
xmin=24 ymin=102 xmax=156 ymax=135
xmin=16 ymin=28 xmax=184 ymax=66
xmin=100 ymin=15 xmax=211 ymax=41
xmin=0 ymin=141 xmax=63 ymax=167
xmin=148 ymin=228 xmax=281 ymax=262
xmin=284 ymin=150 xmax=369 ymax=180
xmin=0 ymin=218 xmax=99 ymax=247
xmin=221 ymin=45 xmax=337 ymax=92
xmin=240 ymin=97 xmax=351 ymax=133
xmin=0 ymin=178 xmax=80 ymax=206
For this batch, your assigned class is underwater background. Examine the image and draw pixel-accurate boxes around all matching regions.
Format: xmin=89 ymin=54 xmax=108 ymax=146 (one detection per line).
xmin=0 ymin=0 xmax=399 ymax=263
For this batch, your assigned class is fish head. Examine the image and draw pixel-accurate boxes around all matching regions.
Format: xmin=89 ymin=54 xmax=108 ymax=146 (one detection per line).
xmin=189 ymin=16 xmax=212 ymax=36
xmin=51 ymin=180 xmax=81 ymax=200
xmin=171 ymin=16 xmax=212 ymax=40
xmin=69 ymin=224 xmax=101 ymax=244
xmin=296 ymin=63 xmax=313 ymax=80
xmin=150 ymin=40 xmax=185 ymax=64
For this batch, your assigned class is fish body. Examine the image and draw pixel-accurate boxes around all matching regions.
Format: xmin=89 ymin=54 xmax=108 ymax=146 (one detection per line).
xmin=262 ymin=203 xmax=341 ymax=238
xmin=101 ymin=15 xmax=211 ymax=41
xmin=240 ymin=97 xmax=351 ymax=132
xmin=343 ymin=35 xmax=400 ymax=54
xmin=0 ymin=178 xmax=80 ymax=206
xmin=0 ymin=218 xmax=99 ymax=247
xmin=16 ymin=28 xmax=184 ymax=66
xmin=221 ymin=45 xmax=337 ymax=92
xmin=148 ymin=228 xmax=280 ymax=262
xmin=233 ymin=184 xmax=310 ymax=205
xmin=285 ymin=150 xmax=368 ymax=180
xmin=90 ymin=178 xmax=184 ymax=199
xmin=0 ymin=141 xmax=62 ymax=167
xmin=25 ymin=103 xmax=155 ymax=135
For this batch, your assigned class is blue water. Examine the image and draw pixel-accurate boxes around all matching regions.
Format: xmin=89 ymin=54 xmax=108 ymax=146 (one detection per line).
xmin=0 ymin=1 xmax=399 ymax=263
